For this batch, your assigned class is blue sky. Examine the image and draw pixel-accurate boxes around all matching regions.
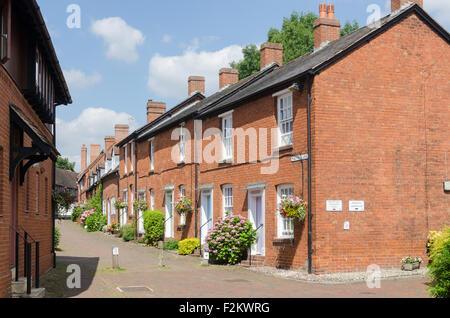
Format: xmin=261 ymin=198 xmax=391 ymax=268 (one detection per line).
xmin=37 ymin=0 xmax=450 ymax=171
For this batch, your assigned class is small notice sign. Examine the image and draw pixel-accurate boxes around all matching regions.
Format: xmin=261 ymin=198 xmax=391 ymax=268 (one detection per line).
xmin=203 ymin=252 xmax=209 ymax=260
xmin=112 ymin=247 xmax=119 ymax=256
xmin=326 ymin=200 xmax=342 ymax=212
xmin=349 ymin=201 xmax=365 ymax=212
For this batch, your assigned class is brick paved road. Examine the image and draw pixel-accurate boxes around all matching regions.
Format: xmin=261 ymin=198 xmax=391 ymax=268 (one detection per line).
xmin=41 ymin=220 xmax=431 ymax=298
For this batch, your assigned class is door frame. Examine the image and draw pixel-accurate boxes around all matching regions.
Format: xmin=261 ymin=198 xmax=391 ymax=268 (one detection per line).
xmin=164 ymin=190 xmax=174 ymax=238
xmin=200 ymin=189 xmax=213 ymax=245
xmin=248 ymin=188 xmax=265 ymax=256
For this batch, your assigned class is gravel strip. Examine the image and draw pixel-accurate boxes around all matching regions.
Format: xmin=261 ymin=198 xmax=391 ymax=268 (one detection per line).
xmin=246 ymin=266 xmax=428 ymax=284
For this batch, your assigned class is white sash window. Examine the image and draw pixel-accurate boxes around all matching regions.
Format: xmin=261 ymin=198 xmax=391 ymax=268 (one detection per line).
xmin=277 ymin=93 xmax=293 ymax=147
xmin=277 ymin=184 xmax=294 ymax=238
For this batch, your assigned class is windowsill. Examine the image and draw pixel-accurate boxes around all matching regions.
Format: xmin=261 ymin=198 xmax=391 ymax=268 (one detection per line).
xmin=177 ymin=224 xmax=186 ymax=231
xmin=177 ymin=161 xmax=186 ymax=167
xmin=219 ymin=158 xmax=233 ymax=165
xmin=273 ymin=145 xmax=293 ymax=154
xmin=148 ymin=170 xmax=155 ymax=176
xmin=272 ymin=237 xmax=294 ymax=247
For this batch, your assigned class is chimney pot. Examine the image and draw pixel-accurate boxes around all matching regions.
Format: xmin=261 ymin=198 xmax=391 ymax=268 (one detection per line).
xmin=104 ymin=136 xmax=115 ymax=152
xmin=188 ymin=76 xmax=205 ymax=96
xmin=260 ymin=42 xmax=283 ymax=69
xmin=391 ymin=0 xmax=422 ymax=12
xmin=313 ymin=4 xmax=341 ymax=49
xmin=219 ymin=68 xmax=239 ymax=89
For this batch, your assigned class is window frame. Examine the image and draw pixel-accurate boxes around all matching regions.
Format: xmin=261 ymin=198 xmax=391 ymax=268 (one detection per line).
xmin=0 ymin=0 xmax=11 ymax=63
xmin=124 ymin=144 xmax=128 ymax=174
xmin=149 ymin=138 xmax=154 ymax=171
xmin=222 ymin=184 xmax=233 ymax=217
xmin=179 ymin=125 xmax=185 ymax=163
xmin=277 ymin=92 xmax=294 ymax=147
xmin=221 ymin=114 xmax=233 ymax=161
xmin=130 ymin=142 xmax=134 ymax=172
xmin=277 ymin=184 xmax=294 ymax=239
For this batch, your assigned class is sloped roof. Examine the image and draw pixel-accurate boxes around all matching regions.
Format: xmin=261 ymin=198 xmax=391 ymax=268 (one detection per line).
xmin=55 ymin=168 xmax=78 ymax=189
xmin=199 ymin=3 xmax=449 ymax=117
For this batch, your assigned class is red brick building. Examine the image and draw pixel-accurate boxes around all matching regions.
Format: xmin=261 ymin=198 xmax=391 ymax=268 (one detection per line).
xmin=94 ymin=1 xmax=449 ymax=274
xmin=0 ymin=0 xmax=71 ymax=297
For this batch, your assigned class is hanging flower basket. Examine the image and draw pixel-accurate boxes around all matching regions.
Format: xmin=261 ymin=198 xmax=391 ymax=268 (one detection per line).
xmin=114 ymin=198 xmax=128 ymax=210
xmin=279 ymin=195 xmax=307 ymax=222
xmin=133 ymin=200 xmax=148 ymax=212
xmin=175 ymin=196 xmax=193 ymax=215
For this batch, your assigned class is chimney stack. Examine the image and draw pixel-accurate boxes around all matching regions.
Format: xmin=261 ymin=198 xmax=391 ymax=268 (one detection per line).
xmin=313 ymin=4 xmax=341 ymax=49
xmin=147 ymin=100 xmax=166 ymax=124
xmin=114 ymin=124 xmax=129 ymax=143
xmin=188 ymin=76 xmax=205 ymax=96
xmin=90 ymin=144 xmax=101 ymax=164
xmin=104 ymin=136 xmax=115 ymax=152
xmin=260 ymin=42 xmax=283 ymax=69
xmin=219 ymin=68 xmax=239 ymax=89
xmin=81 ymin=144 xmax=87 ymax=172
xmin=391 ymin=0 xmax=422 ymax=12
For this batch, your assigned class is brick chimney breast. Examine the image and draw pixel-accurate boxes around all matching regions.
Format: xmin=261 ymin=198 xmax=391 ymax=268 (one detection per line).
xmin=260 ymin=42 xmax=283 ymax=69
xmin=147 ymin=100 xmax=166 ymax=124
xmin=391 ymin=0 xmax=422 ymax=12
xmin=313 ymin=3 xmax=341 ymax=49
xmin=114 ymin=124 xmax=129 ymax=143
xmin=104 ymin=136 xmax=115 ymax=152
xmin=188 ymin=76 xmax=205 ymax=96
xmin=81 ymin=144 xmax=87 ymax=172
xmin=90 ymin=144 xmax=101 ymax=164
xmin=219 ymin=68 xmax=239 ymax=89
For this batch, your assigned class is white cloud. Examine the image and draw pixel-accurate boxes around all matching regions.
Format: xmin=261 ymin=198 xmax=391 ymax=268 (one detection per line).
xmin=148 ymin=44 xmax=243 ymax=100
xmin=91 ymin=17 xmax=145 ymax=63
xmin=56 ymin=108 xmax=139 ymax=171
xmin=63 ymin=69 xmax=102 ymax=91
xmin=162 ymin=34 xmax=172 ymax=44
xmin=424 ymin=0 xmax=450 ymax=27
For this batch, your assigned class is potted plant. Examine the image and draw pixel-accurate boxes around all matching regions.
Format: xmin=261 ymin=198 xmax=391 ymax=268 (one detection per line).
xmin=107 ymin=222 xmax=119 ymax=234
xmin=175 ymin=196 xmax=193 ymax=226
xmin=133 ymin=200 xmax=148 ymax=212
xmin=279 ymin=195 xmax=307 ymax=222
xmin=401 ymin=256 xmax=423 ymax=271
xmin=114 ymin=198 xmax=128 ymax=210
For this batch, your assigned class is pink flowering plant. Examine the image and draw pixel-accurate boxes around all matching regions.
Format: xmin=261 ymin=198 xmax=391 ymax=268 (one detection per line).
xmin=205 ymin=215 xmax=257 ymax=265
xmin=279 ymin=195 xmax=307 ymax=222
xmin=80 ymin=209 xmax=95 ymax=225
xmin=175 ymin=196 xmax=193 ymax=215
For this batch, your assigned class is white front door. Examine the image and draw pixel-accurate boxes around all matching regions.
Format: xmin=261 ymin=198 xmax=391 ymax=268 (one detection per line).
xmin=248 ymin=189 xmax=265 ymax=255
xmin=107 ymin=200 xmax=111 ymax=225
xmin=138 ymin=192 xmax=145 ymax=234
xmin=200 ymin=190 xmax=213 ymax=245
xmin=165 ymin=191 xmax=174 ymax=238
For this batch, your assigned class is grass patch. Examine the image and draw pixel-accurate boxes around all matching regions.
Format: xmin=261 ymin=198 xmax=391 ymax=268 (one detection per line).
xmin=40 ymin=264 xmax=68 ymax=298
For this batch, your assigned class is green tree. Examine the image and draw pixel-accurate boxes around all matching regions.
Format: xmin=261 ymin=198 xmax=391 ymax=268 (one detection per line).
xmin=230 ymin=44 xmax=260 ymax=80
xmin=231 ymin=11 xmax=361 ymax=80
xmin=56 ymin=157 xmax=76 ymax=172
xmin=341 ymin=20 xmax=360 ymax=37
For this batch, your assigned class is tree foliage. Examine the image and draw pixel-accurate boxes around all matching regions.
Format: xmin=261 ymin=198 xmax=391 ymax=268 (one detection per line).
xmin=341 ymin=20 xmax=360 ymax=37
xmin=56 ymin=157 xmax=76 ymax=172
xmin=231 ymin=11 xmax=361 ymax=80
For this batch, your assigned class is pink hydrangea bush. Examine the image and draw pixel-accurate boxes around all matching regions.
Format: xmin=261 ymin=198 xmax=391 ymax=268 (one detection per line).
xmin=80 ymin=209 xmax=95 ymax=225
xmin=205 ymin=215 xmax=256 ymax=265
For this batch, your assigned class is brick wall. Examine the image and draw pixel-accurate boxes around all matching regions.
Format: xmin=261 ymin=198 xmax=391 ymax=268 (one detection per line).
xmin=310 ymin=13 xmax=450 ymax=273
xmin=0 ymin=65 xmax=55 ymax=297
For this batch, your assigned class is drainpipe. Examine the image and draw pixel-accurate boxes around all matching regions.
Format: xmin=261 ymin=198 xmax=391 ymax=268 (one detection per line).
xmin=193 ymin=119 xmax=199 ymax=238
xmin=306 ymin=75 xmax=313 ymax=274
xmin=116 ymin=170 xmax=120 ymax=224
xmin=52 ymin=112 xmax=56 ymax=268
xmin=134 ymin=141 xmax=138 ymax=240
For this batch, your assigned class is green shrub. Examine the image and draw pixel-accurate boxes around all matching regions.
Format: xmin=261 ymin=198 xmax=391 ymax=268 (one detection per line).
xmin=178 ymin=238 xmax=200 ymax=255
xmin=143 ymin=210 xmax=165 ymax=246
xmin=137 ymin=236 xmax=146 ymax=244
xmin=87 ymin=184 xmax=103 ymax=215
xmin=54 ymin=227 xmax=60 ymax=249
xmin=71 ymin=207 xmax=81 ymax=222
xmin=85 ymin=213 xmax=107 ymax=232
xmin=163 ymin=239 xmax=179 ymax=251
xmin=122 ymin=224 xmax=136 ymax=242
xmin=206 ymin=215 xmax=257 ymax=265
xmin=427 ymin=226 xmax=450 ymax=298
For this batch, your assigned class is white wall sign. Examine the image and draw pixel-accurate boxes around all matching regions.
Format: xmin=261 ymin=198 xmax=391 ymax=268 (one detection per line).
xmin=344 ymin=221 xmax=350 ymax=230
xmin=444 ymin=181 xmax=450 ymax=191
xmin=112 ymin=247 xmax=119 ymax=256
xmin=326 ymin=200 xmax=342 ymax=212
xmin=349 ymin=200 xmax=365 ymax=212
xmin=203 ymin=252 xmax=209 ymax=260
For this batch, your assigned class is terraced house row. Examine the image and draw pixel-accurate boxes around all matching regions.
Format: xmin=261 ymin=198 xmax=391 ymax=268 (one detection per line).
xmin=0 ymin=0 xmax=72 ymax=297
xmin=77 ymin=1 xmax=449 ymax=274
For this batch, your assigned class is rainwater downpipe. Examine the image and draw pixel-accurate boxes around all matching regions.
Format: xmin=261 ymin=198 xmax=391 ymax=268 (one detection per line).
xmin=307 ymin=74 xmax=313 ymax=275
